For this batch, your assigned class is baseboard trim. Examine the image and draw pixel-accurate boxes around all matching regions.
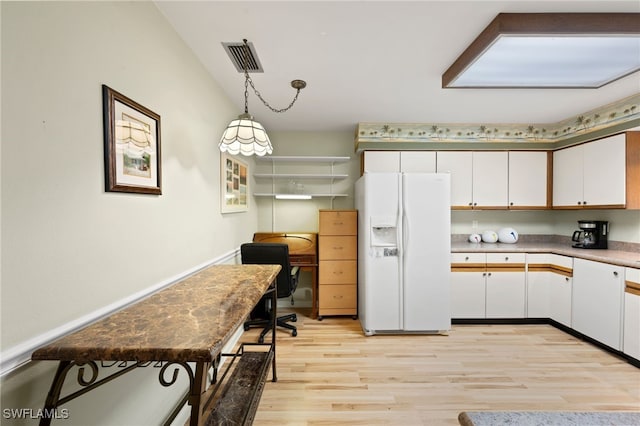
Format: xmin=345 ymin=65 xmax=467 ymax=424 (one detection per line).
xmin=0 ymin=248 xmax=240 ymax=377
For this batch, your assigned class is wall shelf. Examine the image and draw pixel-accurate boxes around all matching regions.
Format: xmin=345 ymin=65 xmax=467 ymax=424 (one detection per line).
xmin=253 ymin=156 xmax=351 ymax=200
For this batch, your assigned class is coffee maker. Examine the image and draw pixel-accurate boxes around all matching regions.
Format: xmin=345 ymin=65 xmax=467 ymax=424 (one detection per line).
xmin=572 ymin=220 xmax=609 ymax=249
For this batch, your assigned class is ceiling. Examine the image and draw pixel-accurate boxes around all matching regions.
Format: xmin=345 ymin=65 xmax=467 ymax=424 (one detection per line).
xmin=155 ymin=1 xmax=640 ymax=134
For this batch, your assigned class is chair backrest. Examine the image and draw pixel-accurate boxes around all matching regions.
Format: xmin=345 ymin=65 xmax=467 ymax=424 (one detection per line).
xmin=240 ymin=243 xmax=296 ymax=298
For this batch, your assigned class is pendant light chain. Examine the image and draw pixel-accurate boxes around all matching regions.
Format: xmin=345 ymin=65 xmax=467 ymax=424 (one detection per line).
xmin=241 ymin=39 xmax=304 ymax=114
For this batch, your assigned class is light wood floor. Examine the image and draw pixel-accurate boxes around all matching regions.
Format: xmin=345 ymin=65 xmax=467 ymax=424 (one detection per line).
xmin=239 ymin=308 xmax=640 ymax=425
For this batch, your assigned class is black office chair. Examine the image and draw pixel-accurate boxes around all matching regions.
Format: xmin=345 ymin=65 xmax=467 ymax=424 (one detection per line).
xmin=241 ymin=243 xmax=300 ymax=343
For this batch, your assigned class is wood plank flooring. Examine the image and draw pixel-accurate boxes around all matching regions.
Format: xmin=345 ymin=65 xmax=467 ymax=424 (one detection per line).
xmin=239 ymin=308 xmax=640 ymax=425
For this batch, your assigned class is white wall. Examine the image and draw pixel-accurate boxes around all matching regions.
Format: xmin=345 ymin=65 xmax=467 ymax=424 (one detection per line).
xmin=1 ymin=2 xmax=257 ymax=424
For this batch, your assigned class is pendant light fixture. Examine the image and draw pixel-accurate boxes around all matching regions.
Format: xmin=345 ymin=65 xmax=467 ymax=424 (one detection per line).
xmin=219 ymin=39 xmax=306 ymax=156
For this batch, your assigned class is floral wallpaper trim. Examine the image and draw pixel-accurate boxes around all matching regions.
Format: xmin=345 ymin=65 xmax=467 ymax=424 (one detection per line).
xmin=356 ymin=93 xmax=639 ymax=147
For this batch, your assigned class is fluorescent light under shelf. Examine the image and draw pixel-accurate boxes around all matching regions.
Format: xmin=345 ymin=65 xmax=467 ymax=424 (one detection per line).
xmin=275 ymin=194 xmax=312 ymax=200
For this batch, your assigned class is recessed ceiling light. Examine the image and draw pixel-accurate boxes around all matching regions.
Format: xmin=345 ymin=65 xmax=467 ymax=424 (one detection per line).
xmin=442 ymin=13 xmax=640 ymax=88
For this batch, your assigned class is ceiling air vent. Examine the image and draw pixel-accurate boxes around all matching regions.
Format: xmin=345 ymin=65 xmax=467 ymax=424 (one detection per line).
xmin=222 ymin=41 xmax=264 ymax=73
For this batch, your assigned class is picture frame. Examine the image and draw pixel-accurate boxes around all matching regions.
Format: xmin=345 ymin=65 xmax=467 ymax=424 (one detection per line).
xmin=103 ymin=85 xmax=161 ymax=194
xmin=221 ymin=152 xmax=249 ymax=213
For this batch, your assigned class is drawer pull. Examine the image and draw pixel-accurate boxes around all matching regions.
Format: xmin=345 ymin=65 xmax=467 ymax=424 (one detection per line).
xmin=333 ymin=271 xmax=344 ymax=275
xmin=333 ymin=295 xmax=344 ymax=299
xmin=333 ymin=246 xmax=343 ymax=250
xmin=333 ymin=222 xmax=343 ymax=226
xmin=505 ymin=256 xmax=509 ymax=261
xmin=465 ymin=256 xmax=469 ymax=261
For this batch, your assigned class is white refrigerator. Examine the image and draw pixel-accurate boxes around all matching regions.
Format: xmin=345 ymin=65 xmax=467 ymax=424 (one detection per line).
xmin=354 ymin=173 xmax=451 ymax=335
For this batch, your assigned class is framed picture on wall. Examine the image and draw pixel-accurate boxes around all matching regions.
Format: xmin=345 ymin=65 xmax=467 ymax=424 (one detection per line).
xmin=103 ymin=85 xmax=162 ymax=194
xmin=220 ymin=152 xmax=249 ymax=213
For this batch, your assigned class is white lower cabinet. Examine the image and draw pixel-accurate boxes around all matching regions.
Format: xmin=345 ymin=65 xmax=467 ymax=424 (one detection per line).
xmin=527 ymin=254 xmax=573 ymax=326
xmin=572 ymin=258 xmax=624 ymax=350
xmin=451 ymin=253 xmax=486 ymax=318
xmin=527 ymin=254 xmax=552 ymax=318
xmin=486 ymin=252 xmax=526 ymax=318
xmin=623 ymin=268 xmax=640 ymax=360
xmin=451 ymin=253 xmax=525 ymax=318
xmin=550 ymin=272 xmax=573 ymax=328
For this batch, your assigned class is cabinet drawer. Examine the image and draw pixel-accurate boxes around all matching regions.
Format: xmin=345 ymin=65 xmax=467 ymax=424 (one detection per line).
xmin=486 ymin=252 xmax=525 ymax=264
xmin=320 ymin=260 xmax=357 ymax=284
xmin=319 ymin=236 xmax=357 ymax=260
xmin=451 ymin=253 xmax=485 ymax=266
xmin=319 ymin=210 xmax=357 ymax=235
xmin=319 ymin=284 xmax=357 ymax=309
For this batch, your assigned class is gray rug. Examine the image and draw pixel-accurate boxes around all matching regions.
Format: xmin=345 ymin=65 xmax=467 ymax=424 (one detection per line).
xmin=458 ymin=411 xmax=640 ymax=426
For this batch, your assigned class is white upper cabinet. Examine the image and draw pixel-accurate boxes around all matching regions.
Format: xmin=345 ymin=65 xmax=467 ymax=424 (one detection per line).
xmin=436 ymin=151 xmax=473 ymax=207
xmin=437 ymin=151 xmax=507 ymax=208
xmin=508 ymin=151 xmax=548 ymax=208
xmin=400 ymin=151 xmax=436 ymax=172
xmin=472 ymin=151 xmax=508 ymax=208
xmin=553 ymin=134 xmax=626 ymax=208
xmin=363 ymin=151 xmax=400 ymax=173
xmin=583 ymin=135 xmax=626 ymax=206
xmin=363 ymin=151 xmax=436 ymax=173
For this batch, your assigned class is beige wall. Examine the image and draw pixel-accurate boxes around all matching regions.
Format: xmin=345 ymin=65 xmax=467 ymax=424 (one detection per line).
xmin=1 ymin=2 xmax=256 ymax=424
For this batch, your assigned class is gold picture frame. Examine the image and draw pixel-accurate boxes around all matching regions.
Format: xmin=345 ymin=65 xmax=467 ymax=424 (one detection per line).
xmin=220 ymin=152 xmax=249 ymax=213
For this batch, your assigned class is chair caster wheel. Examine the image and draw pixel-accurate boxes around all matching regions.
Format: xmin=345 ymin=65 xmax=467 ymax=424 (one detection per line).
xmin=258 ymin=336 xmax=264 ymax=344
xmin=292 ymin=317 xmax=297 ymax=322
xmin=292 ymin=330 xmax=297 ymax=337
xmin=244 ymin=324 xmax=250 ymax=331
xmin=318 ymin=316 xmax=323 ymax=321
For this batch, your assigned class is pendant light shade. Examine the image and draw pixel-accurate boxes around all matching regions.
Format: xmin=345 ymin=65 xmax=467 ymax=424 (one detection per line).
xmin=219 ymin=113 xmax=273 ymax=156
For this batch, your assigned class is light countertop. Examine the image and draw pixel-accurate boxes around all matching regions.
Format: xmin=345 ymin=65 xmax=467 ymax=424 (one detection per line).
xmin=452 ymin=238 xmax=640 ymax=269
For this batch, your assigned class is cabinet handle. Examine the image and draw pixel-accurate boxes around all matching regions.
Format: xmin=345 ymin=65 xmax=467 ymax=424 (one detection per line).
xmin=577 ymin=201 xmax=582 ymax=205
xmin=487 ymin=272 xmax=492 ymax=277
xmin=473 ymin=202 xmax=477 ymax=206
xmin=333 ymin=246 xmax=343 ymax=250
xmin=333 ymin=295 xmax=344 ymax=299
xmin=334 ymin=222 xmax=343 ymax=226
xmin=505 ymin=256 xmax=509 ymax=261
xmin=333 ymin=271 xmax=343 ymax=275
xmin=482 ymin=272 xmax=486 ymax=277
xmin=465 ymin=256 xmax=469 ymax=261
xmin=565 ymin=277 xmax=570 ymax=282
xmin=510 ymin=202 xmax=514 ymax=206
xmin=468 ymin=202 xmax=473 ymax=206
xmin=613 ymin=271 xmax=619 ymax=277
xmin=583 ymin=201 xmax=588 ymax=205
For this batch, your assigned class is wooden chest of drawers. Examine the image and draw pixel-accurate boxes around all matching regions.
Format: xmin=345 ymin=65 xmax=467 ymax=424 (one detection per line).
xmin=318 ymin=210 xmax=357 ymax=319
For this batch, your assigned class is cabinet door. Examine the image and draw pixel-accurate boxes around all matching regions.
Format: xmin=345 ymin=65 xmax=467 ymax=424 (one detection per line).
xmin=472 ymin=152 xmax=508 ymax=208
xmin=624 ymin=268 xmax=640 ymax=360
xmin=527 ymin=270 xmax=551 ymax=318
xmin=400 ymin=151 xmax=436 ymax=172
xmin=508 ymin=151 xmax=548 ymax=208
xmin=363 ymin=151 xmax=400 ymax=173
xmin=550 ymin=274 xmax=572 ymax=327
xmin=553 ymin=145 xmax=583 ymax=207
xmin=572 ymin=258 xmax=624 ymax=350
xmin=486 ymin=271 xmax=526 ymax=318
xmin=451 ymin=271 xmax=486 ymax=318
xmin=436 ymin=152 xmax=472 ymax=207
xmin=583 ymin=134 xmax=626 ymax=206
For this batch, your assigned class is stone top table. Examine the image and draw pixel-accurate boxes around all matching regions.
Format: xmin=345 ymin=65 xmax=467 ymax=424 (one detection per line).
xmin=31 ymin=264 xmax=281 ymax=425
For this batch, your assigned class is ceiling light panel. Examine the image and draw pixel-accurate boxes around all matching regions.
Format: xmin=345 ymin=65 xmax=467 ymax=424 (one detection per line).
xmin=443 ymin=13 xmax=640 ymax=89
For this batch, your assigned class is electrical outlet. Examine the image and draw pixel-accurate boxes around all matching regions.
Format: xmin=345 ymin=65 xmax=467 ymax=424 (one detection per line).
xmin=472 ymin=220 xmax=478 ymax=229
